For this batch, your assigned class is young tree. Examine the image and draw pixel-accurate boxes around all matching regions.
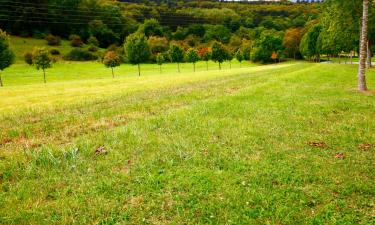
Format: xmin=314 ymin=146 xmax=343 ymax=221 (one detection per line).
xmin=168 ymin=44 xmax=185 ymax=73
xmin=103 ymin=51 xmax=121 ymax=78
xmin=271 ymin=51 xmax=278 ymax=63
xmin=253 ymin=30 xmax=283 ymax=63
xmin=124 ymin=33 xmax=150 ymax=76
xmin=156 ymin=53 xmax=164 ymax=73
xmin=211 ymin=42 xmax=228 ymax=70
xmin=0 ymin=30 xmax=15 ymax=87
xmin=198 ymin=47 xmax=211 ymax=71
xmin=358 ymin=0 xmax=369 ymax=91
xmin=235 ymin=49 xmax=244 ymax=67
xmin=300 ymin=25 xmax=322 ymax=62
xmin=186 ymin=48 xmax=199 ymax=72
xmin=32 ymin=47 xmax=53 ymax=84
xmin=227 ymin=50 xmax=234 ymax=69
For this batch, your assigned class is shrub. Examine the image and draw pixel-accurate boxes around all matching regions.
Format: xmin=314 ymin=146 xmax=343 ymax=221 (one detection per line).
xmin=87 ymin=36 xmax=99 ymax=47
xmin=64 ymin=49 xmax=98 ymax=61
xmin=88 ymin=46 xmax=98 ymax=52
xmin=69 ymin=34 xmax=84 ymax=47
xmin=49 ymin=49 xmax=60 ymax=55
xmin=24 ymin=52 xmax=33 ymax=65
xmin=45 ymin=34 xmax=61 ymax=46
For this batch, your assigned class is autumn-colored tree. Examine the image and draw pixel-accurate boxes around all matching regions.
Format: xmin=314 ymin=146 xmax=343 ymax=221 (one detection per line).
xmin=198 ymin=47 xmax=211 ymax=71
xmin=283 ymin=28 xmax=302 ymax=59
xmin=103 ymin=51 xmax=121 ymax=78
xmin=271 ymin=51 xmax=278 ymax=63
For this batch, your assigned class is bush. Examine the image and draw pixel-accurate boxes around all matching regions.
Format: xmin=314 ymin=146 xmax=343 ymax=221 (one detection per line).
xmin=45 ymin=34 xmax=61 ymax=46
xmin=87 ymin=36 xmax=99 ymax=47
xmin=24 ymin=52 xmax=33 ymax=65
xmin=49 ymin=49 xmax=60 ymax=55
xmin=69 ymin=34 xmax=84 ymax=47
xmin=64 ymin=49 xmax=98 ymax=61
xmin=88 ymin=46 xmax=98 ymax=52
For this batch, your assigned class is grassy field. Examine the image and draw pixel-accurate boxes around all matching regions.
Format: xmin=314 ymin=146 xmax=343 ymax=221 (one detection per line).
xmin=0 ymin=61 xmax=374 ymax=224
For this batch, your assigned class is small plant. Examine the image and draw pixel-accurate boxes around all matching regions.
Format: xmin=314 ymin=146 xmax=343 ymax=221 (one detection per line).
xmin=69 ymin=34 xmax=84 ymax=47
xmin=186 ymin=48 xmax=199 ymax=72
xmin=156 ymin=53 xmax=164 ymax=73
xmin=0 ymin=29 xmax=15 ymax=87
xmin=45 ymin=34 xmax=61 ymax=46
xmin=103 ymin=51 xmax=121 ymax=78
xmin=32 ymin=47 xmax=53 ymax=83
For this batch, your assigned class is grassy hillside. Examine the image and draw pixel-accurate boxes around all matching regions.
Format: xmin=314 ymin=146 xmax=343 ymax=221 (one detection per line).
xmin=0 ymin=62 xmax=374 ymax=224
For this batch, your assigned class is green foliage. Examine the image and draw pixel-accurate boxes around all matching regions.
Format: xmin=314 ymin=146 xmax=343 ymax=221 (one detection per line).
xmin=211 ymin=42 xmax=228 ymax=66
xmin=203 ymin=25 xmax=232 ymax=44
xmin=124 ymin=33 xmax=150 ymax=65
xmin=87 ymin=36 xmax=99 ymax=47
xmin=64 ymin=49 xmax=98 ymax=61
xmin=49 ymin=49 xmax=61 ymax=55
xmin=89 ymin=20 xmax=119 ymax=48
xmin=32 ymin=47 xmax=53 ymax=71
xmin=186 ymin=48 xmax=200 ymax=63
xmin=138 ymin=19 xmax=163 ymax=37
xmin=45 ymin=34 xmax=61 ymax=46
xmin=0 ymin=30 xmax=15 ymax=71
xmin=148 ymin=36 xmax=169 ymax=55
xmin=168 ymin=44 xmax=185 ymax=63
xmin=252 ymin=30 xmax=283 ymax=63
xmin=235 ymin=49 xmax=244 ymax=63
xmin=300 ymin=24 xmax=322 ymax=60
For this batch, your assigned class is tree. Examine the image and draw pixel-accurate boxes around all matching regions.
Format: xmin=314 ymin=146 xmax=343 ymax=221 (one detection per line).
xmin=186 ymin=48 xmax=199 ymax=72
xmin=168 ymin=44 xmax=185 ymax=73
xmin=358 ymin=0 xmax=369 ymax=91
xmin=253 ymin=31 xmax=283 ymax=63
xmin=271 ymin=51 xmax=278 ymax=63
xmin=103 ymin=51 xmax=121 ymax=78
xmin=0 ymin=30 xmax=15 ymax=87
xmin=227 ymin=50 xmax=234 ymax=69
xmin=235 ymin=49 xmax=244 ymax=67
xmin=283 ymin=28 xmax=302 ymax=59
xmin=211 ymin=42 xmax=228 ymax=70
xmin=156 ymin=53 xmax=164 ymax=74
xmin=32 ymin=47 xmax=53 ymax=84
xmin=124 ymin=33 xmax=150 ymax=76
xmin=198 ymin=47 xmax=211 ymax=71
xmin=300 ymin=25 xmax=322 ymax=62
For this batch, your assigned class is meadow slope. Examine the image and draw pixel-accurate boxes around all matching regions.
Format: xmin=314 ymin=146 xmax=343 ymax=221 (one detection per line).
xmin=0 ymin=62 xmax=374 ymax=224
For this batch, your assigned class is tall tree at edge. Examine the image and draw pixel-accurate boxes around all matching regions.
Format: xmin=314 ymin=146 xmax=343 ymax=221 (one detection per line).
xmin=358 ymin=0 xmax=369 ymax=91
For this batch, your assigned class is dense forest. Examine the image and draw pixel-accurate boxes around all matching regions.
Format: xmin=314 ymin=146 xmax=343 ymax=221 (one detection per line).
xmin=0 ymin=0 xmax=373 ymax=64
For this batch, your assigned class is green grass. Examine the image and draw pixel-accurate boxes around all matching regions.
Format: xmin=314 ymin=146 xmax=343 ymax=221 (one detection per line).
xmin=0 ymin=61 xmax=374 ymax=224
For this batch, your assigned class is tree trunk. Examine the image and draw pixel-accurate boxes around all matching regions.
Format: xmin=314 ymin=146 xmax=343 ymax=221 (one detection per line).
xmin=206 ymin=61 xmax=208 ymax=71
xmin=111 ymin=67 xmax=114 ymax=78
xmin=367 ymin=41 xmax=372 ymax=68
xmin=43 ymin=69 xmax=46 ymax=84
xmin=240 ymin=61 xmax=241 ymax=68
xmin=219 ymin=62 xmax=221 ymax=70
xmin=229 ymin=61 xmax=231 ymax=69
xmin=177 ymin=62 xmax=180 ymax=73
xmin=159 ymin=65 xmax=162 ymax=74
xmin=293 ymin=51 xmax=296 ymax=60
xmin=138 ymin=64 xmax=141 ymax=76
xmin=338 ymin=54 xmax=341 ymax=64
xmin=350 ymin=51 xmax=353 ymax=64
xmin=0 ymin=73 xmax=3 ymax=87
xmin=193 ymin=63 xmax=195 ymax=72
xmin=358 ymin=0 xmax=368 ymax=91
